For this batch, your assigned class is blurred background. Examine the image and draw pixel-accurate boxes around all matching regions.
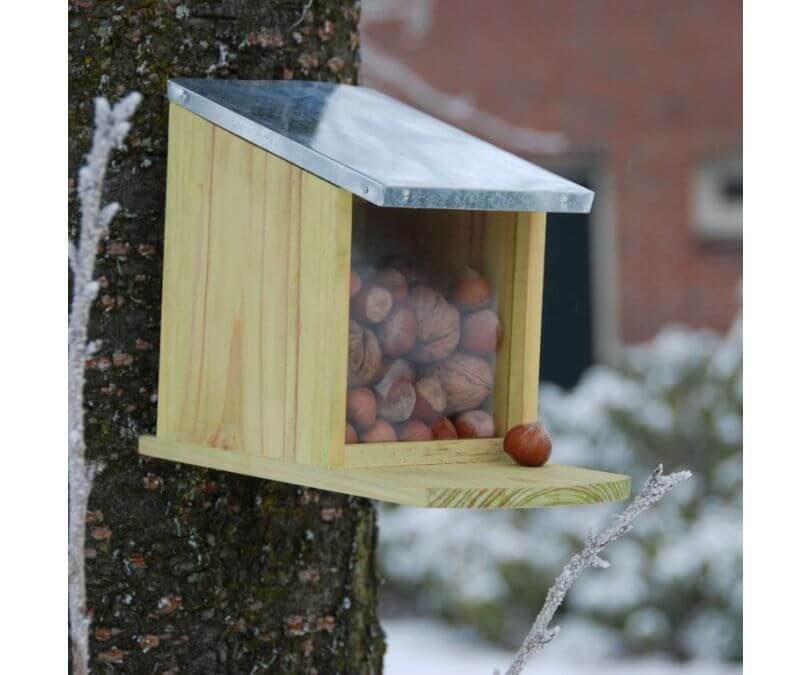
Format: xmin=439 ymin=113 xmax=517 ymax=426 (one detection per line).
xmin=359 ymin=2 xmax=742 ymax=673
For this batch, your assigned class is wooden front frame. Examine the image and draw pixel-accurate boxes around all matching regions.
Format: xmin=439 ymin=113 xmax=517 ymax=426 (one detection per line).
xmin=156 ymin=104 xmax=545 ymax=470
xmin=141 ymin=104 xmax=630 ymax=509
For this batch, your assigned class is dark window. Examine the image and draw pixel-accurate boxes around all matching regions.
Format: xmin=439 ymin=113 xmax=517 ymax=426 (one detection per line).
xmin=540 ymin=179 xmax=593 ymax=389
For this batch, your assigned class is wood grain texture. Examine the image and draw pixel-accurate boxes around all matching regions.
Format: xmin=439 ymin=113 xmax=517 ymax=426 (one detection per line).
xmin=345 ymin=438 xmax=503 ymax=467
xmin=507 ymin=212 xmax=547 ymax=428
xmin=140 ymin=435 xmax=631 ymax=509
xmin=157 ymin=105 xmax=351 ymax=466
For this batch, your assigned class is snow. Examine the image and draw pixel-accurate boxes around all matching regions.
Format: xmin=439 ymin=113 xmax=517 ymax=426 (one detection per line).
xmin=383 ymin=619 xmax=743 ymax=675
xmin=379 ymin=314 xmax=743 ymax=662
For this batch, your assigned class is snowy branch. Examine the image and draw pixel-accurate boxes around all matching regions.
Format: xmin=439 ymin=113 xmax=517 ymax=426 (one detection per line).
xmin=68 ymin=92 xmax=141 ymax=675
xmin=504 ymin=465 xmax=693 ymax=675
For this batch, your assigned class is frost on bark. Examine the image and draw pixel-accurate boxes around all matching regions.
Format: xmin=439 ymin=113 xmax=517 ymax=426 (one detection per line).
xmin=68 ymin=2 xmax=384 ymax=673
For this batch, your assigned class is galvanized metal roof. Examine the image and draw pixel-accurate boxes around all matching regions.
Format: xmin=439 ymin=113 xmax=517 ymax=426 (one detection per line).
xmin=168 ymin=79 xmax=593 ymax=213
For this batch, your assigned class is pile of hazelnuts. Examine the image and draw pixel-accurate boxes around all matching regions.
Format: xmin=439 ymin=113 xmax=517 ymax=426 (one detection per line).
xmin=346 ymin=258 xmax=501 ymax=444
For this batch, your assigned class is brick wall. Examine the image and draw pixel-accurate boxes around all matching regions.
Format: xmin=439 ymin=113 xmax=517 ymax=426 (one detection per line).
xmin=362 ymin=0 xmax=742 ymax=343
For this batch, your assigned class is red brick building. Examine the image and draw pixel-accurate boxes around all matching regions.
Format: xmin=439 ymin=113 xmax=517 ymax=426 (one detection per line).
xmin=361 ymin=1 xmax=741 ymax=383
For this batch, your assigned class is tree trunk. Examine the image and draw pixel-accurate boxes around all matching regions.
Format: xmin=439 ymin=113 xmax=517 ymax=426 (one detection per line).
xmin=69 ymin=2 xmax=384 ymax=672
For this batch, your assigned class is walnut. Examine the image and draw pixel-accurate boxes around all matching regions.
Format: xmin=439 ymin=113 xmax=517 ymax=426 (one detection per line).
xmin=409 ymin=285 xmax=460 ymax=363
xmin=347 ymin=319 xmax=382 ymax=386
xmin=377 ymin=304 xmax=418 ymax=357
xmin=424 ymin=353 xmax=493 ymax=414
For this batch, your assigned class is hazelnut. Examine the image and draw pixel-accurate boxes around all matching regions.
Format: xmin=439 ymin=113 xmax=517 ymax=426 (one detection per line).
xmin=375 ymin=379 xmax=416 ymax=423
xmin=452 ymin=267 xmax=492 ymax=312
xmin=377 ymin=304 xmax=418 ymax=357
xmin=375 ymin=358 xmax=416 ymax=385
xmin=347 ymin=320 xmax=382 ymax=386
xmin=409 ymin=285 xmax=461 ymax=363
xmin=398 ymin=420 xmax=433 ymax=442
xmin=350 ymin=269 xmax=362 ymax=299
xmin=346 ymin=387 xmax=376 ymax=430
xmin=460 ymin=309 xmax=502 ymax=355
xmin=378 ymin=256 xmax=424 ymax=286
xmin=425 ymin=353 xmax=493 ymax=414
xmin=431 ymin=417 xmax=458 ymax=440
xmin=454 ymin=410 xmax=495 ymax=438
xmin=375 ymin=268 xmax=409 ymax=303
xmin=503 ymin=422 xmax=552 ymax=466
xmin=360 ymin=419 xmax=397 ymax=443
xmin=351 ymin=284 xmax=393 ymax=324
xmin=412 ymin=375 xmax=447 ymax=424
xmin=345 ymin=422 xmax=358 ymax=444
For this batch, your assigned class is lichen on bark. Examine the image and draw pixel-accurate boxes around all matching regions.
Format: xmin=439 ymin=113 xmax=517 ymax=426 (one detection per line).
xmin=70 ymin=2 xmax=384 ymax=672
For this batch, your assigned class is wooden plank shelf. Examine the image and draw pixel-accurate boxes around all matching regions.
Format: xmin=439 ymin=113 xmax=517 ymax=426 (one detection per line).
xmin=139 ymin=436 xmax=630 ymax=509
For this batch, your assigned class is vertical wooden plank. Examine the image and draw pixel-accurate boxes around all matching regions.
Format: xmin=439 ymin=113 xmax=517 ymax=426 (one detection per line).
xmin=157 ymin=104 xmax=214 ymax=440
xmin=261 ymin=154 xmax=297 ymax=460
xmin=506 ymin=212 xmax=547 ymax=428
xmin=295 ymin=173 xmax=352 ymax=467
xmin=481 ymin=212 xmax=518 ymax=436
xmin=184 ymin=125 xmax=265 ymax=452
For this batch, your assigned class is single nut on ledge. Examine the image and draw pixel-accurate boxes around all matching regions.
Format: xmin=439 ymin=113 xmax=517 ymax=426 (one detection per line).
xmin=348 ymin=320 xmax=383 ymax=386
xmin=452 ymin=266 xmax=492 ymax=312
xmin=503 ymin=422 xmax=552 ymax=467
xmin=398 ymin=419 xmax=433 ymax=442
xmin=346 ymin=387 xmax=377 ymax=430
xmin=431 ymin=417 xmax=458 ymax=440
xmin=360 ymin=419 xmax=397 ymax=443
xmin=454 ymin=410 xmax=494 ymax=439
xmin=424 ymin=353 xmax=493 ymax=414
xmin=377 ymin=304 xmax=418 ymax=357
xmin=412 ymin=375 xmax=447 ymax=424
xmin=460 ymin=308 xmax=502 ymax=355
xmin=351 ymin=284 xmax=393 ymax=324
xmin=409 ymin=285 xmax=460 ymax=363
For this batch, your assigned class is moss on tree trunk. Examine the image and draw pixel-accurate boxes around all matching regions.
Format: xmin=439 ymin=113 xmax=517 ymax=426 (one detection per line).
xmin=69 ymin=1 xmax=384 ymax=672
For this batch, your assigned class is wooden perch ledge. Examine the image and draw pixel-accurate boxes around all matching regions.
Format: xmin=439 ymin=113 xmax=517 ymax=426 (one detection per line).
xmin=139 ymin=436 xmax=630 ymax=509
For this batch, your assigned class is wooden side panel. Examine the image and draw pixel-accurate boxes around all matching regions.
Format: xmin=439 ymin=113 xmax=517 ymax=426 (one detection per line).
xmin=507 ymin=212 xmax=547 ymax=428
xmin=157 ymin=105 xmax=350 ymax=466
xmin=141 ymin=435 xmax=631 ymax=509
xmin=295 ymin=173 xmax=352 ymax=466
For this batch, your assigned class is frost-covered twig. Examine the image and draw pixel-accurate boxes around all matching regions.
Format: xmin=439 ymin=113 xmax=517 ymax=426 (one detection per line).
xmin=504 ymin=465 xmax=692 ymax=675
xmin=69 ymin=92 xmax=141 ymax=675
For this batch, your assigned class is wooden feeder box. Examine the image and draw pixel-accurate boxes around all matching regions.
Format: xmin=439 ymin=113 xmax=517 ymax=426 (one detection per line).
xmin=138 ymin=79 xmax=630 ymax=509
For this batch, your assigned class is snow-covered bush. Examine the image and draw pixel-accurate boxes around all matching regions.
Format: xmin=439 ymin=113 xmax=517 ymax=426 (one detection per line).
xmin=379 ymin=314 xmax=742 ymax=661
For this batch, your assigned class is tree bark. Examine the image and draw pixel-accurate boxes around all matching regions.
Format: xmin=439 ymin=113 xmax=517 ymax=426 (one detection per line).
xmin=69 ymin=2 xmax=384 ymax=672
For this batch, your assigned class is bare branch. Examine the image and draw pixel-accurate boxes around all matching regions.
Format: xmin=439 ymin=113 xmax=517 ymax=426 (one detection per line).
xmin=68 ymin=92 xmax=141 ymax=675
xmin=361 ymin=41 xmax=570 ymax=155
xmin=504 ymin=465 xmax=692 ymax=675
